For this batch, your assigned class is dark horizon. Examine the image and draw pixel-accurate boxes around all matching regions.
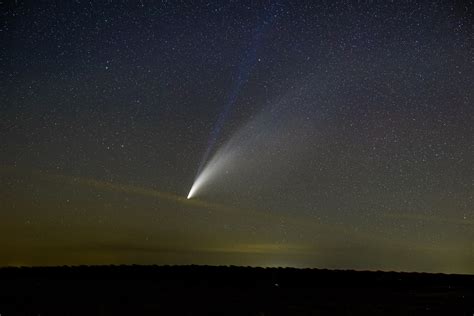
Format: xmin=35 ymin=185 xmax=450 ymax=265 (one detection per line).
xmin=1 ymin=263 xmax=473 ymax=276
xmin=1 ymin=265 xmax=473 ymax=315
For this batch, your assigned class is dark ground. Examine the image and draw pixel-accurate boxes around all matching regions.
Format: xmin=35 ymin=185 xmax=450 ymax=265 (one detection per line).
xmin=0 ymin=265 xmax=473 ymax=315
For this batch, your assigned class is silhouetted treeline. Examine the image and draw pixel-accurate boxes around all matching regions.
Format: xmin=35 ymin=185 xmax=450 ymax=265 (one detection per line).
xmin=1 ymin=265 xmax=473 ymax=315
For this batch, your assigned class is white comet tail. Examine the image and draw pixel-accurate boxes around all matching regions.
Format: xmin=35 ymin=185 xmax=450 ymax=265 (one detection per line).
xmin=187 ymin=93 xmax=300 ymax=200
xmin=186 ymin=167 xmax=210 ymax=199
xmin=187 ymin=186 xmax=195 ymax=199
xmin=187 ymin=147 xmax=234 ymax=199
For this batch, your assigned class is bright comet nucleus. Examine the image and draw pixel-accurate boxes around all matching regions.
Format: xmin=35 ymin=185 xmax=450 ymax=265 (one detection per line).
xmin=186 ymin=165 xmax=212 ymax=199
xmin=187 ymin=144 xmax=237 ymax=199
xmin=187 ymin=185 xmax=196 ymax=199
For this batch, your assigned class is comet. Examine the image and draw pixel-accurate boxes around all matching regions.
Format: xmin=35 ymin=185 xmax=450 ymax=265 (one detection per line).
xmin=187 ymin=142 xmax=238 ymax=199
xmin=188 ymin=4 xmax=280 ymax=199
xmin=186 ymin=77 xmax=318 ymax=200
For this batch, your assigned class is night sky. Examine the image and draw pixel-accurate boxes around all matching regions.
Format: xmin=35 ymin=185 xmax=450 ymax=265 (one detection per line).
xmin=1 ymin=1 xmax=473 ymax=274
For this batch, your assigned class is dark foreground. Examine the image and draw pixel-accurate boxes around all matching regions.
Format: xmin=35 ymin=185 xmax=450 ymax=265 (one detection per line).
xmin=0 ymin=265 xmax=473 ymax=315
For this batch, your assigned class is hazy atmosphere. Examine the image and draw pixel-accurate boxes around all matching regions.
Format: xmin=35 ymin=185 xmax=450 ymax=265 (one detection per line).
xmin=1 ymin=1 xmax=472 ymax=274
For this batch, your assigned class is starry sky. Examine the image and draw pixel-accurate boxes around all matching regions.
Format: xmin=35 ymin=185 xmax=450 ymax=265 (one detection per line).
xmin=1 ymin=1 xmax=473 ymax=273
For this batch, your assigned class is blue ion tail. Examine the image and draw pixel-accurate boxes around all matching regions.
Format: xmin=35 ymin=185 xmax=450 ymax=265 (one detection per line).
xmin=190 ymin=3 xmax=282 ymax=198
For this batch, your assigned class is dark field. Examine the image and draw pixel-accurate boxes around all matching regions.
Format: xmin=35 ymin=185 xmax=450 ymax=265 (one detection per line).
xmin=1 ymin=265 xmax=473 ymax=315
